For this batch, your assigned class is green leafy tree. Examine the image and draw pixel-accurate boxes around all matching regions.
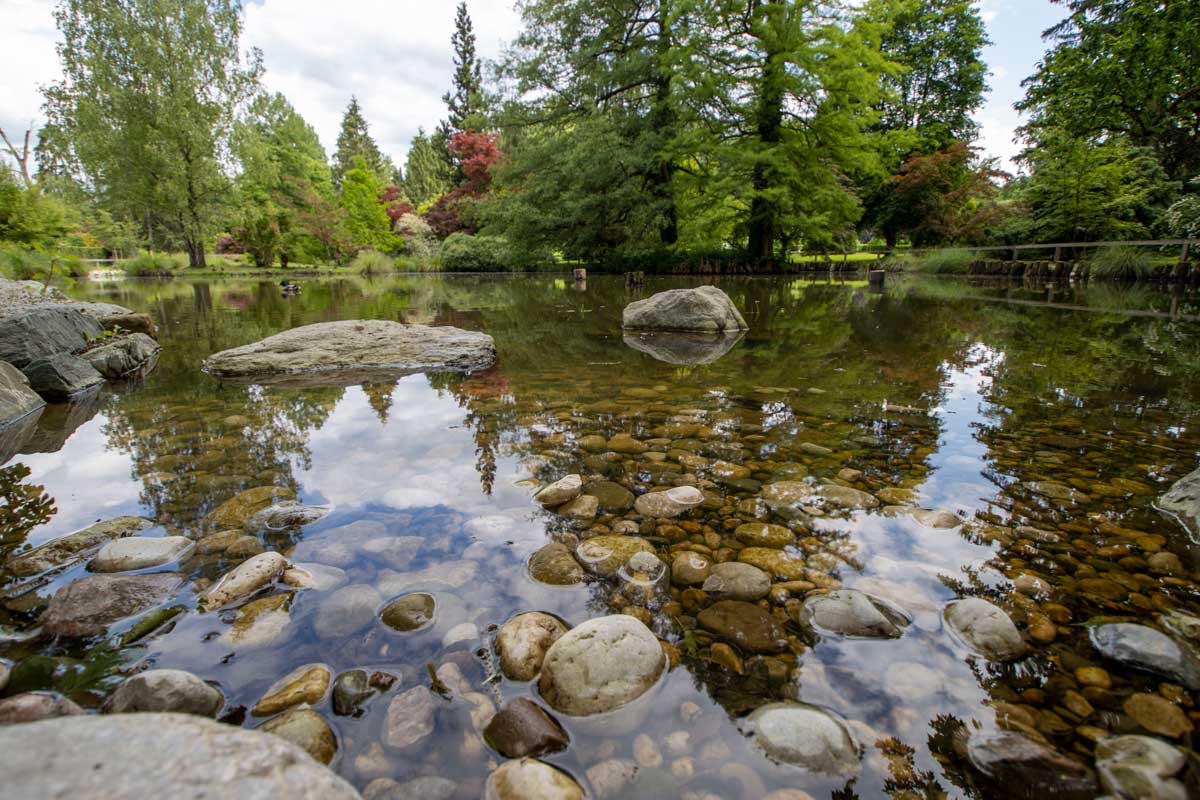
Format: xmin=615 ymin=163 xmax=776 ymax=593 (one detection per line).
xmin=493 ymin=0 xmax=685 ymax=259
xmin=332 ymin=96 xmax=393 ymax=189
xmin=0 ymin=164 xmax=70 ymax=247
xmin=233 ymin=92 xmax=332 ymax=266
xmin=438 ymin=1 xmax=483 ymax=141
xmin=341 ymin=156 xmax=397 ymax=252
xmin=404 ymin=128 xmax=453 ymax=206
xmin=42 ymin=0 xmax=262 ymax=268
xmin=1022 ymin=131 xmax=1174 ymax=242
xmin=856 ymin=0 xmax=990 ymax=249
xmin=1018 ymin=0 xmax=1200 ymax=183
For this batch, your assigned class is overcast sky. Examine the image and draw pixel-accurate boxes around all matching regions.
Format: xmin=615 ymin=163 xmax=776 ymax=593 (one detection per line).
xmin=1 ymin=0 xmax=1063 ymax=173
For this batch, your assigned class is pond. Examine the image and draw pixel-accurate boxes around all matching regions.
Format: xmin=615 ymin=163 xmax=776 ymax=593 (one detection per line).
xmin=3 ymin=274 xmax=1200 ymax=798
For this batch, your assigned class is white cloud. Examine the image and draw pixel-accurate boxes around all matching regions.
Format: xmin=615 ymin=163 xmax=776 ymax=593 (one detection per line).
xmin=0 ymin=0 xmax=61 ymax=168
xmin=242 ymin=0 xmax=521 ymax=165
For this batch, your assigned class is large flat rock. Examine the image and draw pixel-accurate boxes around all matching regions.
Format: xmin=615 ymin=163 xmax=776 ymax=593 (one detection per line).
xmin=0 ymin=712 xmax=361 ymax=799
xmin=202 ymin=320 xmax=496 ymax=385
xmin=1159 ymin=465 xmax=1200 ymax=541
xmin=0 ymin=306 xmax=103 ymax=368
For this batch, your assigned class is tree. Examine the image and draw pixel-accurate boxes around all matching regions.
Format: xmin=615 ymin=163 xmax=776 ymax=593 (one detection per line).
xmin=403 ymin=128 xmax=453 ymax=206
xmin=720 ymin=0 xmax=886 ymax=261
xmin=425 ymin=130 xmax=502 ymax=238
xmin=493 ymin=0 xmax=684 ymax=258
xmin=856 ymin=0 xmax=989 ymax=249
xmin=439 ymin=2 xmax=483 ymax=141
xmin=1021 ymin=131 xmax=1173 ymax=242
xmin=341 ymin=156 xmax=396 ymax=252
xmin=278 ymin=176 xmax=349 ymax=264
xmin=885 ymin=142 xmax=1005 ymax=245
xmin=43 ymin=0 xmax=262 ymax=268
xmin=332 ymin=96 xmax=392 ymax=189
xmin=233 ymin=92 xmax=331 ymax=267
xmin=1018 ymin=0 xmax=1200 ymax=183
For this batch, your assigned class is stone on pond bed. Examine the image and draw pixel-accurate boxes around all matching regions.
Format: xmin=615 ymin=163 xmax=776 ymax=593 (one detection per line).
xmin=380 ymin=593 xmax=436 ymax=632
xmin=6 ymin=515 xmax=154 ymax=577
xmin=800 ymin=589 xmax=910 ymax=639
xmin=40 ymin=572 xmax=184 ymax=637
xmin=102 ymin=669 xmax=224 ymax=717
xmin=253 ymin=663 xmax=332 ymax=716
xmin=484 ymin=757 xmax=585 ymax=800
xmin=1088 ymin=622 xmax=1200 ymax=690
xmin=202 ymin=319 xmax=496 ymax=385
xmin=1158 ymin=465 xmax=1200 ymax=541
xmin=527 ymin=542 xmax=586 ymax=586
xmin=574 ymin=535 xmax=654 ymax=577
xmin=90 ymin=535 xmax=194 ymax=572
xmin=484 ymin=697 xmax=569 ymax=758
xmin=534 ymin=474 xmax=582 ymax=506
xmin=702 ymin=562 xmax=771 ymax=601
xmin=538 ymin=615 xmax=665 ymax=716
xmin=0 ymin=692 xmax=83 ymax=724
xmin=943 ymin=597 xmax=1027 ymax=661
xmin=966 ymin=730 xmax=1097 ymax=798
xmin=255 ymin=708 xmax=338 ymax=765
xmin=496 ymin=611 xmax=569 ymax=681
xmin=201 ymin=551 xmax=288 ymax=610
xmin=697 ymin=600 xmax=789 ymax=653
xmin=742 ymin=702 xmax=860 ymax=775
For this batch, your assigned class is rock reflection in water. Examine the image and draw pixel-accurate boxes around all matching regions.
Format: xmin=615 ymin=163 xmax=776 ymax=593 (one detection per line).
xmin=622 ymin=330 xmax=745 ymax=365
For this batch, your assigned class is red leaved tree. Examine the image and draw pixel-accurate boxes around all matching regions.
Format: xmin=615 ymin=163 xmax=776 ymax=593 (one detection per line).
xmin=424 ymin=130 xmax=503 ymax=238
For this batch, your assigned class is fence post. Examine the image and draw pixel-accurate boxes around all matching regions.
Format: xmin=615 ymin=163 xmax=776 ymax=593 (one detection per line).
xmin=1178 ymin=242 xmax=1190 ymax=280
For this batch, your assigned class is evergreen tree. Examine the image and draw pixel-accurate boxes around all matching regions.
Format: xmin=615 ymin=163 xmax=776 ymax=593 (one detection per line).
xmin=439 ymin=2 xmax=483 ymax=140
xmin=332 ymin=96 xmax=392 ymax=190
xmin=404 ymin=128 xmax=453 ymax=206
xmin=341 ymin=156 xmax=396 ymax=251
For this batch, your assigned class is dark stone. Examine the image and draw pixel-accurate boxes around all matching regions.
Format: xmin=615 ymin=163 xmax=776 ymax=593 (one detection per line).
xmin=80 ymin=332 xmax=160 ymax=379
xmin=1089 ymin=623 xmax=1200 ymax=690
xmin=967 ymin=731 xmax=1097 ymax=799
xmin=380 ymin=593 xmax=436 ymax=632
xmin=0 ymin=306 xmax=103 ymax=368
xmin=697 ymin=600 xmax=788 ymax=653
xmin=583 ymin=480 xmax=635 ymax=512
xmin=0 ymin=360 xmax=44 ymax=429
xmin=39 ymin=573 xmax=184 ymax=637
xmin=483 ymin=697 xmax=569 ymax=758
xmin=22 ymin=353 xmax=103 ymax=399
xmin=332 ymin=669 xmax=375 ymax=716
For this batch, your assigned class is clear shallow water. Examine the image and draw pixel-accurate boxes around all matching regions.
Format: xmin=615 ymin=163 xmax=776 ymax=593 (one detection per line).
xmin=2 ymin=274 xmax=1199 ymax=798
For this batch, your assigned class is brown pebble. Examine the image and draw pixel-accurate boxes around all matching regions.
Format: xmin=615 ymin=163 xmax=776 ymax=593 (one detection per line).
xmin=1074 ymin=667 xmax=1111 ymax=689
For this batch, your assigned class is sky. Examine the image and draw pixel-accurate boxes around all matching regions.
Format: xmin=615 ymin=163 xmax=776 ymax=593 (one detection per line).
xmin=0 ymin=0 xmax=1065 ymax=174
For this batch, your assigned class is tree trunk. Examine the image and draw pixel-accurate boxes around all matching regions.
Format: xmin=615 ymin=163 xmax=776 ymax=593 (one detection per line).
xmin=649 ymin=1 xmax=678 ymax=246
xmin=184 ymin=237 xmax=207 ymax=269
xmin=747 ymin=0 xmax=784 ymax=265
xmin=885 ymin=227 xmax=897 ymax=252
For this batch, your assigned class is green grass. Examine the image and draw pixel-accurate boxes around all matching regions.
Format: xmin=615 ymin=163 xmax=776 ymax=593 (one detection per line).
xmin=789 ymin=251 xmax=882 ymax=265
xmin=351 ymin=249 xmax=399 ymax=275
xmin=910 ymin=249 xmax=973 ymax=274
xmin=1088 ymin=246 xmax=1153 ymax=280
xmin=121 ymin=251 xmax=189 ymax=275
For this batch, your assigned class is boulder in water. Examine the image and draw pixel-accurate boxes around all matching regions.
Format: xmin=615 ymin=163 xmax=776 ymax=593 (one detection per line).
xmin=622 ymin=286 xmax=748 ymax=333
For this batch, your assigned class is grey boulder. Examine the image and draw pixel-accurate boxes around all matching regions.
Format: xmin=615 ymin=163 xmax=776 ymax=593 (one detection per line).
xmin=1089 ymin=623 xmax=1200 ymax=690
xmin=800 ymin=589 xmax=910 ymax=639
xmin=80 ymin=332 xmax=160 ymax=379
xmin=622 ymin=286 xmax=748 ymax=333
xmin=743 ymin=702 xmax=860 ymax=775
xmin=0 ymin=360 xmax=44 ymax=428
xmin=5 ymin=516 xmax=154 ymax=577
xmin=0 ymin=306 xmax=103 ymax=368
xmin=0 ymin=712 xmax=360 ymax=799
xmin=22 ymin=353 xmax=104 ymax=399
xmin=202 ymin=320 xmax=496 ymax=385
xmin=90 ymin=535 xmax=195 ymax=572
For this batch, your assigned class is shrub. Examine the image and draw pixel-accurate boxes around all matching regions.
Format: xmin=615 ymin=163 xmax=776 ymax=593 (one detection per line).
xmin=912 ymin=248 xmax=973 ymax=274
xmin=1089 ymin=246 xmax=1152 ymax=280
xmin=438 ymin=233 xmax=513 ymax=272
xmin=0 ymin=243 xmax=52 ymax=280
xmin=205 ymin=254 xmax=243 ymax=271
xmin=396 ymin=213 xmax=438 ymax=266
xmin=352 ymin=249 xmax=397 ymax=275
xmin=122 ymin=251 xmax=187 ymax=276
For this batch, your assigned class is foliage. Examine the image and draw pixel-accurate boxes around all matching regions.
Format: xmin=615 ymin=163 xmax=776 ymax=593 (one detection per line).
xmin=122 ymin=250 xmax=188 ymax=276
xmin=395 ymin=212 xmax=438 ymax=263
xmin=43 ymin=0 xmax=262 ymax=268
xmin=912 ymin=248 xmax=972 ymax=273
xmin=379 ymin=186 xmax=415 ymax=226
xmin=0 ymin=243 xmax=52 ymax=280
xmin=423 ymin=130 xmax=502 ymax=239
xmin=1021 ymin=132 xmax=1174 ymax=242
xmin=438 ymin=1 xmax=484 ymax=142
xmin=0 ymin=165 xmax=71 ymax=247
xmin=332 ymin=96 xmax=393 ymax=189
xmin=857 ymin=0 xmax=990 ymax=248
xmin=1018 ymin=0 xmax=1200 ymax=183
xmin=1088 ymin=246 xmax=1152 ymax=280
xmin=1164 ymin=180 xmax=1200 ymax=240
xmin=404 ymin=128 xmax=453 ymax=206
xmin=886 ymin=142 xmax=1005 ymax=245
xmin=439 ymin=232 xmax=514 ymax=271
xmin=341 ymin=157 xmax=398 ymax=253
xmin=278 ymin=176 xmax=350 ymax=264
xmin=233 ymin=92 xmax=332 ymax=267
xmin=351 ymin=249 xmax=397 ymax=275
